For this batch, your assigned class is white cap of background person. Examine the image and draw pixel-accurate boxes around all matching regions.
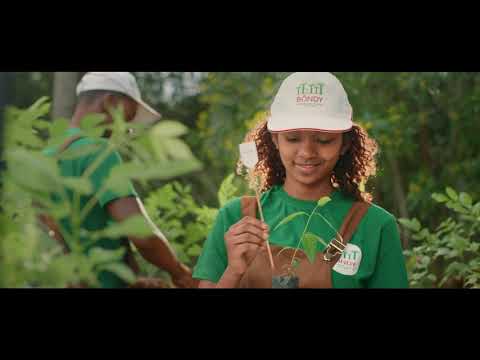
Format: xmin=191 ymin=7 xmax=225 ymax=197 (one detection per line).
xmin=267 ymin=72 xmax=353 ymax=133
xmin=76 ymin=72 xmax=162 ymax=124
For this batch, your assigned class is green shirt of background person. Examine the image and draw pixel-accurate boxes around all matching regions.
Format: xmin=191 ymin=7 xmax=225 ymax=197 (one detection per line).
xmin=41 ymin=72 xmax=195 ymax=288
xmin=194 ymin=72 xmax=409 ymax=288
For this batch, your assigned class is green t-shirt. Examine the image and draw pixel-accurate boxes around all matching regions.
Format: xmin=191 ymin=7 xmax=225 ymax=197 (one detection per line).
xmin=44 ymin=128 xmax=138 ymax=288
xmin=193 ymin=185 xmax=409 ymax=288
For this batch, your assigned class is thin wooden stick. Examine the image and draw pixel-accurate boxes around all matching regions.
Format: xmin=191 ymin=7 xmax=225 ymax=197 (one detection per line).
xmin=255 ymin=187 xmax=275 ymax=271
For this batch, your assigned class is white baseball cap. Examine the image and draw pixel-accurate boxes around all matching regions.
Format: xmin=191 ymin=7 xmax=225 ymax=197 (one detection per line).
xmin=76 ymin=72 xmax=162 ymax=124
xmin=267 ymin=72 xmax=353 ymax=133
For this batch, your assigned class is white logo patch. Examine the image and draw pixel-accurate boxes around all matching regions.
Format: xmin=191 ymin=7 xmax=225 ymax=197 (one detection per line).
xmin=333 ymin=244 xmax=362 ymax=276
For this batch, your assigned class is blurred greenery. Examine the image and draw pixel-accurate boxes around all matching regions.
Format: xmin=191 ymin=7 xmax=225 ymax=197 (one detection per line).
xmin=0 ymin=96 xmax=201 ymax=288
xmin=400 ymin=187 xmax=480 ymax=288
xmin=136 ymin=173 xmax=245 ymax=278
xmin=1 ymin=72 xmax=480 ymax=288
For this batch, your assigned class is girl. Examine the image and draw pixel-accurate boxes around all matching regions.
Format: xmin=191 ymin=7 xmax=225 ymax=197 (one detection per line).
xmin=193 ymin=72 xmax=408 ymax=288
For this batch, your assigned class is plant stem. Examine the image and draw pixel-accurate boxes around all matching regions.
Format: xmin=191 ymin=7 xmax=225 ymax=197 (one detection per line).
xmin=76 ymin=142 xmax=120 ymax=231
xmin=71 ymin=191 xmax=81 ymax=242
xmin=63 ymin=139 xmax=117 ymax=243
xmin=255 ymin=187 xmax=275 ymax=271
xmin=291 ymin=204 xmax=320 ymax=267
xmin=79 ymin=183 xmax=108 ymax=224
xmin=82 ymin=143 xmax=116 ymax=179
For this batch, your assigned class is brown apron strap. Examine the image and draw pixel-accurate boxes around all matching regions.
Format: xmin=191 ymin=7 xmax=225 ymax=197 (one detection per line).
xmin=241 ymin=196 xmax=258 ymax=219
xmin=325 ymin=201 xmax=371 ymax=266
xmin=238 ymin=196 xmax=259 ymax=288
xmin=338 ymin=201 xmax=371 ymax=244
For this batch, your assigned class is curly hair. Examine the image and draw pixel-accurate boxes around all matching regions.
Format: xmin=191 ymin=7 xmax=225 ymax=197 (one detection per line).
xmin=238 ymin=118 xmax=378 ymax=202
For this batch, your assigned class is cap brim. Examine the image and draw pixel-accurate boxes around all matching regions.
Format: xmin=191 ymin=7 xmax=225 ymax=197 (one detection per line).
xmin=132 ymin=99 xmax=162 ymax=124
xmin=267 ymin=114 xmax=353 ymax=133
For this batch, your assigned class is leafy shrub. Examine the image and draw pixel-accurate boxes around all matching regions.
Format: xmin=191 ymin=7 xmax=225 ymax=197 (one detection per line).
xmin=0 ymin=97 xmax=201 ymax=288
xmin=400 ymin=187 xmax=480 ymax=288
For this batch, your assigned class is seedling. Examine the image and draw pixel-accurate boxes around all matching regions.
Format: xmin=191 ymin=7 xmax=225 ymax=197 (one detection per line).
xmin=271 ymin=195 xmax=344 ymax=288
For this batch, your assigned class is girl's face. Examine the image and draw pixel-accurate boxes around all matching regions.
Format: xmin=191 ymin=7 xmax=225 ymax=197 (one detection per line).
xmin=273 ymin=130 xmax=348 ymax=192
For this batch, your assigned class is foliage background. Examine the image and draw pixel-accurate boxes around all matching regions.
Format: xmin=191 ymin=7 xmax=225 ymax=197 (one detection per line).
xmin=1 ymin=72 xmax=479 ymax=287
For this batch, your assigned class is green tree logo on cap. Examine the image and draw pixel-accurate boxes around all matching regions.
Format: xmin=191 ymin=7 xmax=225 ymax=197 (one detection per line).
xmin=296 ymin=82 xmax=326 ymax=106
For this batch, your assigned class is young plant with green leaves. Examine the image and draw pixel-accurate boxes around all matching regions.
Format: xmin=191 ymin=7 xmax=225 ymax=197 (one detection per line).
xmin=273 ymin=196 xmax=337 ymax=275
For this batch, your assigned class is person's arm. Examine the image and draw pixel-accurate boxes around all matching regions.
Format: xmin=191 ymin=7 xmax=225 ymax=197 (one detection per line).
xmin=198 ymin=267 xmax=244 ymax=288
xmin=82 ymin=143 xmax=195 ymax=287
xmin=106 ymin=196 xmax=196 ymax=288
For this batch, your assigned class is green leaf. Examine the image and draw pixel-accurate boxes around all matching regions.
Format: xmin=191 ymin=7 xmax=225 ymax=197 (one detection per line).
xmin=98 ymin=263 xmax=136 ymax=284
xmin=29 ymin=96 xmax=51 ymax=114
xmin=459 ymin=193 xmax=472 ymax=208
xmin=186 ymin=244 xmax=203 ymax=257
xmin=398 ymin=218 xmax=421 ymax=232
xmin=412 ymin=228 xmax=430 ymax=241
xmin=446 ymin=202 xmax=469 ymax=215
xmin=317 ymin=196 xmax=331 ymax=208
xmin=35 ymin=119 xmax=52 ymax=130
xmin=445 ymin=249 xmax=459 ymax=259
xmin=5 ymin=149 xmax=61 ymax=193
xmin=438 ymin=276 xmax=450 ymax=287
xmin=302 ymin=233 xmax=319 ymax=263
xmin=58 ymin=143 xmax=104 ymax=161
xmin=149 ymin=137 xmax=168 ymax=162
xmin=164 ymin=138 xmax=195 ymax=160
xmin=419 ymin=255 xmax=431 ymax=267
xmin=465 ymin=276 xmax=480 ymax=288
xmin=48 ymin=201 xmax=72 ymax=219
xmin=273 ymin=212 xmax=309 ymax=232
xmin=61 ymin=177 xmax=93 ymax=195
xmin=432 ymin=193 xmax=449 ymax=203
xmin=83 ymin=127 xmax=108 ymax=140
xmin=48 ymin=118 xmax=70 ymax=140
xmin=446 ymin=187 xmax=458 ymax=201
xmin=472 ymin=203 xmax=480 ymax=216
xmin=434 ymin=248 xmax=451 ymax=258
xmin=470 ymin=243 xmax=480 ymax=252
xmin=88 ymin=247 xmax=126 ymax=265
xmin=218 ymin=173 xmax=239 ymax=207
xmin=106 ymin=160 xmax=202 ymax=190
xmin=80 ymin=113 xmax=107 ymax=131
xmin=92 ymin=215 xmax=152 ymax=239
xmin=445 ymin=261 xmax=468 ymax=276
xmin=151 ymin=121 xmax=189 ymax=138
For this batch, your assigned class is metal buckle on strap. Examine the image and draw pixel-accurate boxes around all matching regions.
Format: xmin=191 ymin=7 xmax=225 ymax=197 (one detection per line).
xmin=323 ymin=238 xmax=346 ymax=262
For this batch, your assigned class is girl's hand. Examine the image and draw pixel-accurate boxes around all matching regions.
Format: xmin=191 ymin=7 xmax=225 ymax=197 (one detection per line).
xmin=224 ymin=216 xmax=269 ymax=276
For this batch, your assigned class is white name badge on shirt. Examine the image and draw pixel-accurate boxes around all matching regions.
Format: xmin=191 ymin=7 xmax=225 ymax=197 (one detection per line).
xmin=333 ymin=244 xmax=362 ymax=276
